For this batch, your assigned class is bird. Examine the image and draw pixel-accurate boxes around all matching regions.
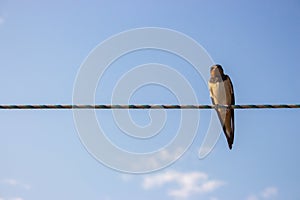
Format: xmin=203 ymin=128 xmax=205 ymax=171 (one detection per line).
xmin=208 ymin=64 xmax=235 ymax=149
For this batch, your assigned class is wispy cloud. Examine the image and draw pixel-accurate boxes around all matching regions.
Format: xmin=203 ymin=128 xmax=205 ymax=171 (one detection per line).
xmin=200 ymin=180 xmax=225 ymax=193
xmin=1 ymin=179 xmax=31 ymax=190
xmin=3 ymin=179 xmax=19 ymax=186
xmin=142 ymin=170 xmax=225 ymax=199
xmin=0 ymin=197 xmax=24 ymax=200
xmin=261 ymin=187 xmax=278 ymax=199
xmin=246 ymin=186 xmax=278 ymax=200
xmin=127 ymin=148 xmax=185 ymax=172
xmin=0 ymin=179 xmax=29 ymax=200
xmin=9 ymin=198 xmax=24 ymax=200
xmin=121 ymin=174 xmax=134 ymax=182
xmin=246 ymin=194 xmax=259 ymax=200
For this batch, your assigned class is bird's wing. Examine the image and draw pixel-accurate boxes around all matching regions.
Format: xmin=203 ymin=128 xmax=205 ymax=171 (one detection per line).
xmin=227 ymin=75 xmax=235 ymax=137
xmin=224 ymin=75 xmax=234 ymax=148
xmin=228 ymin=76 xmax=235 ymax=105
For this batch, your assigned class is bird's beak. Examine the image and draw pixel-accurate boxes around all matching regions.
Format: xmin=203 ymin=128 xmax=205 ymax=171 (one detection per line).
xmin=210 ymin=67 xmax=222 ymax=77
xmin=210 ymin=68 xmax=217 ymax=77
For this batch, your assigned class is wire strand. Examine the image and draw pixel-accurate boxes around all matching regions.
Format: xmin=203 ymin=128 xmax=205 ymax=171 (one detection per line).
xmin=0 ymin=104 xmax=299 ymax=109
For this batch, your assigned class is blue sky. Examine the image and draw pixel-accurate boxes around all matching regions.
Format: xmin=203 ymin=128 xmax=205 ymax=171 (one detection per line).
xmin=1 ymin=0 xmax=300 ymax=200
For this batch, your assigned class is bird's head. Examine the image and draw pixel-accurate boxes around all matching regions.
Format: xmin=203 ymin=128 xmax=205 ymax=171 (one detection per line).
xmin=210 ymin=64 xmax=224 ymax=78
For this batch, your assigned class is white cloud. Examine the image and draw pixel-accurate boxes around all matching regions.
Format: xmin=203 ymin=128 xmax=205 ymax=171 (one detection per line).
xmin=261 ymin=187 xmax=278 ymax=199
xmin=199 ymin=180 xmax=225 ymax=193
xmin=246 ymin=194 xmax=259 ymax=200
xmin=3 ymin=179 xmax=18 ymax=186
xmin=121 ymin=174 xmax=134 ymax=182
xmin=0 ymin=179 xmax=28 ymax=200
xmin=9 ymin=198 xmax=24 ymax=200
xmin=1 ymin=179 xmax=31 ymax=190
xmin=246 ymin=186 xmax=278 ymax=200
xmin=142 ymin=170 xmax=225 ymax=199
xmin=0 ymin=197 xmax=24 ymax=200
xmin=23 ymin=184 xmax=31 ymax=190
xmin=121 ymin=148 xmax=185 ymax=172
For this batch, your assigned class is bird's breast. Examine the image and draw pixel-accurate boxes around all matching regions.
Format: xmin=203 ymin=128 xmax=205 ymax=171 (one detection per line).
xmin=209 ymin=79 xmax=232 ymax=105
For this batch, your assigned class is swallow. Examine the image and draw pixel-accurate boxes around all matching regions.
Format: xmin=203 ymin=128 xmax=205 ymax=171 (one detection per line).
xmin=208 ymin=64 xmax=235 ymax=149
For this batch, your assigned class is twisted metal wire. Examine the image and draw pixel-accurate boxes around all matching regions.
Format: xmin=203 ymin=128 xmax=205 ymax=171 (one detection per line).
xmin=0 ymin=104 xmax=299 ymax=109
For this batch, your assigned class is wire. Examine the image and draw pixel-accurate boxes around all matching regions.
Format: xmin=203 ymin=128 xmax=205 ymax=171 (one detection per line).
xmin=0 ymin=104 xmax=299 ymax=109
